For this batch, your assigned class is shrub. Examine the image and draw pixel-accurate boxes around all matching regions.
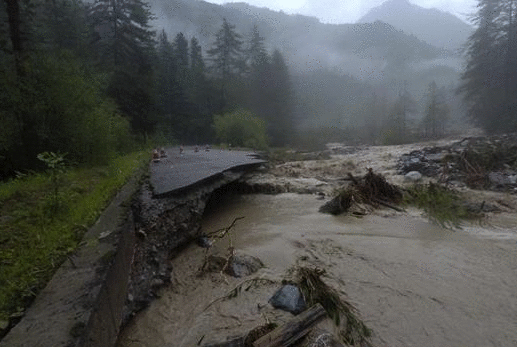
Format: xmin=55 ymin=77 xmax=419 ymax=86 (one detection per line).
xmin=214 ymin=109 xmax=268 ymax=150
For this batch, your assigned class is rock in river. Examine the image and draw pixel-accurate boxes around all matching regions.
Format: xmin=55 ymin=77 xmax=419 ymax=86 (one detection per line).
xmin=269 ymin=284 xmax=306 ymax=315
xmin=226 ymin=253 xmax=264 ymax=277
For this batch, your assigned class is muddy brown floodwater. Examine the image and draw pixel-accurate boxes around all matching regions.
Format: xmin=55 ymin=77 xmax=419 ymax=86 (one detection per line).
xmin=118 ymin=192 xmax=517 ymax=347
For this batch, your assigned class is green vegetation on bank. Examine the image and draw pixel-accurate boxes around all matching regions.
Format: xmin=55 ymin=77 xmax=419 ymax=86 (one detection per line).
xmin=0 ymin=151 xmax=149 ymax=323
xmin=214 ymin=109 xmax=269 ymax=151
xmin=404 ymin=183 xmax=478 ymax=227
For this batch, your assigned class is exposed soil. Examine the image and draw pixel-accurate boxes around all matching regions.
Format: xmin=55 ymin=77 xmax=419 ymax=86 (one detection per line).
xmin=118 ymin=136 xmax=517 ymax=347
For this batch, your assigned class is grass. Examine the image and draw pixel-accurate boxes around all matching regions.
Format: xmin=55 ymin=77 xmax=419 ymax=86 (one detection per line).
xmin=404 ymin=182 xmax=478 ymax=228
xmin=0 ymin=151 xmax=149 ymax=323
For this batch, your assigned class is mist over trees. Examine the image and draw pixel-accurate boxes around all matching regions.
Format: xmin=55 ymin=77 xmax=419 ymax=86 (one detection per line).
xmin=0 ymin=0 xmax=295 ymax=178
xmin=459 ymin=0 xmax=517 ymax=133
xmin=1 ymin=0 xmax=512 ymax=178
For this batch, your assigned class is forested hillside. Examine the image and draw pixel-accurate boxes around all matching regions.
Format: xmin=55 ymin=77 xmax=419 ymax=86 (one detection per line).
xmin=2 ymin=0 xmax=514 ymax=177
xmin=148 ymin=0 xmax=465 ymax=140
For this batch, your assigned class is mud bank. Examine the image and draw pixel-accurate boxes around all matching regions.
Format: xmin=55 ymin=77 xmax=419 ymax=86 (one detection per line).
xmin=118 ymin=137 xmax=517 ymax=347
xmin=0 ymin=163 xmax=261 ymax=347
xmin=123 ymin=168 xmax=262 ymax=326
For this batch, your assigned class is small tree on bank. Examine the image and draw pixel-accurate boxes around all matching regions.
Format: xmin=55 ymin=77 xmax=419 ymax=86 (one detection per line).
xmin=214 ymin=109 xmax=268 ymax=150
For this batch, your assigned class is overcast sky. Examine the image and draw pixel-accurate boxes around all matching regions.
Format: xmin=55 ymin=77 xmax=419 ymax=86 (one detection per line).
xmin=205 ymin=0 xmax=478 ymax=24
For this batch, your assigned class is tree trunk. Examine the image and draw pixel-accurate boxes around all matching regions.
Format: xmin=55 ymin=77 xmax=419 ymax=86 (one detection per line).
xmin=253 ymin=303 xmax=327 ymax=347
xmin=4 ymin=0 xmax=24 ymax=75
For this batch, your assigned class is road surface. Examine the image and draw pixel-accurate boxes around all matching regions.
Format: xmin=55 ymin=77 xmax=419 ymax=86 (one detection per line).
xmin=150 ymin=147 xmax=266 ymax=197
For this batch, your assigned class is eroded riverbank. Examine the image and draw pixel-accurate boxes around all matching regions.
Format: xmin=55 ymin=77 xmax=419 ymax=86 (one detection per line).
xmin=118 ymin=190 xmax=517 ymax=347
xmin=118 ymin=139 xmax=517 ymax=346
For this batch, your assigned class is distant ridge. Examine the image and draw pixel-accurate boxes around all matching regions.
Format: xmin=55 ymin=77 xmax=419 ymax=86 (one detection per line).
xmin=358 ymin=0 xmax=473 ymax=50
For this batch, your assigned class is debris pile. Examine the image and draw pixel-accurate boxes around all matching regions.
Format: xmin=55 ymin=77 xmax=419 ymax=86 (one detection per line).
xmin=201 ymin=266 xmax=372 ymax=347
xmin=398 ymin=134 xmax=517 ymax=191
xmin=320 ymin=169 xmax=403 ymax=215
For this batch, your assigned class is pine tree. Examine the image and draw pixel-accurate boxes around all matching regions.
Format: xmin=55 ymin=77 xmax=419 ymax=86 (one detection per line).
xmin=173 ymin=32 xmax=189 ymax=90
xmin=459 ymin=0 xmax=517 ymax=133
xmin=245 ymin=25 xmax=270 ymax=118
xmin=155 ymin=29 xmax=176 ymax=137
xmin=89 ymin=0 xmax=155 ymax=68
xmin=189 ymin=36 xmax=207 ymax=105
xmin=267 ymin=49 xmax=293 ymax=146
xmin=385 ymin=84 xmax=416 ymax=144
xmin=89 ymin=0 xmax=156 ymax=136
xmin=423 ymin=81 xmax=450 ymax=138
xmin=37 ymin=0 xmax=90 ymax=57
xmin=247 ymin=25 xmax=268 ymax=71
xmin=207 ymin=18 xmax=243 ymax=108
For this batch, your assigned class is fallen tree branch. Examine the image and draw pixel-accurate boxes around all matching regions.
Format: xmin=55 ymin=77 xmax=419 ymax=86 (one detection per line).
xmin=253 ymin=303 xmax=327 ymax=347
xmin=371 ymin=198 xmax=405 ymax=212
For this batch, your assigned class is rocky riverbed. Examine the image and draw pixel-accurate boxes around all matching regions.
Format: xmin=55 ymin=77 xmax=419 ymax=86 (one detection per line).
xmin=118 ymin=135 xmax=517 ymax=347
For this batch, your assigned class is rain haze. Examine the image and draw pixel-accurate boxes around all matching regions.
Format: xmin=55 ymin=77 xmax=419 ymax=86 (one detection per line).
xmin=205 ymin=0 xmax=477 ymax=24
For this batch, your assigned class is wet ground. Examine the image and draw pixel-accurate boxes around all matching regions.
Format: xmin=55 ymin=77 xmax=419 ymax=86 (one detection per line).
xmin=117 ymin=192 xmax=517 ymax=347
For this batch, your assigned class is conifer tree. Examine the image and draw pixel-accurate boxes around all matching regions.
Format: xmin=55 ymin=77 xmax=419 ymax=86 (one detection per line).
xmin=423 ymin=81 xmax=450 ymax=138
xmin=89 ymin=0 xmax=155 ymax=67
xmin=207 ymin=18 xmax=243 ymax=108
xmin=189 ymin=36 xmax=207 ymax=105
xmin=89 ymin=0 xmax=156 ymax=136
xmin=267 ymin=49 xmax=293 ymax=146
xmin=459 ymin=0 xmax=517 ymax=132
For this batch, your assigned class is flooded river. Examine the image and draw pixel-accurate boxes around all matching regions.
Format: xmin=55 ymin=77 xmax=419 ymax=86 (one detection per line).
xmin=118 ymin=192 xmax=517 ymax=347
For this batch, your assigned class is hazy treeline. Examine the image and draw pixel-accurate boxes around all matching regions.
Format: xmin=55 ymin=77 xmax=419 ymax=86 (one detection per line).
xmin=1 ymin=0 xmax=512 ymax=178
xmin=0 ymin=0 xmax=293 ymax=178
xmin=459 ymin=0 xmax=517 ymax=133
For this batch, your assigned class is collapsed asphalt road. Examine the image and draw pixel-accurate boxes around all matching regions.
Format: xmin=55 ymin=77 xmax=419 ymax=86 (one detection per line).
xmin=150 ymin=147 xmax=266 ymax=197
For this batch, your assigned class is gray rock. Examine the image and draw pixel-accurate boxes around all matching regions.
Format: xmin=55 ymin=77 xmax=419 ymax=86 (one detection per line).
xmin=488 ymin=172 xmax=510 ymax=186
xmin=426 ymin=153 xmax=445 ymax=162
xmin=269 ymin=284 xmax=306 ymax=315
xmin=404 ymin=171 xmax=422 ymax=182
xmin=225 ymin=254 xmax=264 ymax=278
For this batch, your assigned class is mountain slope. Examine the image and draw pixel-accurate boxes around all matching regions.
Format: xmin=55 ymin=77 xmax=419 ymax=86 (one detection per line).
xmin=150 ymin=0 xmax=455 ymax=79
xmin=358 ymin=0 xmax=473 ymax=50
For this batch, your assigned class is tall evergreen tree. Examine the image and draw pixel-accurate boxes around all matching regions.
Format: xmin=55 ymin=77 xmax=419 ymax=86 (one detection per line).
xmin=173 ymin=32 xmax=189 ymax=91
xmin=189 ymin=36 xmax=207 ymax=105
xmin=459 ymin=0 xmax=517 ymax=133
xmin=247 ymin=25 xmax=268 ymax=71
xmin=422 ymin=81 xmax=450 ymax=138
xmin=207 ymin=18 xmax=243 ymax=108
xmin=245 ymin=25 xmax=270 ymax=117
xmin=89 ymin=0 xmax=156 ymax=136
xmin=155 ymin=29 xmax=176 ymax=138
xmin=267 ymin=49 xmax=293 ymax=146
xmin=89 ymin=0 xmax=155 ymax=67
xmin=37 ymin=0 xmax=90 ymax=57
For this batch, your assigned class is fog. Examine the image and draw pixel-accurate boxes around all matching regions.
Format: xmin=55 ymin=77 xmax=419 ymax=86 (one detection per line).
xmin=149 ymin=0 xmax=471 ymax=142
xmin=205 ymin=0 xmax=476 ymax=24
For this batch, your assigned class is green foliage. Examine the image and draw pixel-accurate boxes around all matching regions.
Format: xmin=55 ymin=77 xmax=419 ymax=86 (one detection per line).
xmin=404 ymin=183 xmax=474 ymax=227
xmin=0 ymin=51 xmax=132 ymax=177
xmin=37 ymin=152 xmax=67 ymax=215
xmin=0 ymin=151 xmax=148 ymax=322
xmin=214 ymin=109 xmax=268 ymax=150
